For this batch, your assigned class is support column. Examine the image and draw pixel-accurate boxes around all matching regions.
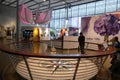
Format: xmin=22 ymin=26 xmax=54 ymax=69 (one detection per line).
xmin=16 ymin=0 xmax=20 ymax=41
xmin=48 ymin=0 xmax=51 ymax=28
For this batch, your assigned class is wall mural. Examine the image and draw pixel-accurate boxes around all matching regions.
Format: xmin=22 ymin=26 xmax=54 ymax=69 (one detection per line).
xmin=19 ymin=4 xmax=52 ymax=24
xmin=81 ymin=12 xmax=120 ymax=44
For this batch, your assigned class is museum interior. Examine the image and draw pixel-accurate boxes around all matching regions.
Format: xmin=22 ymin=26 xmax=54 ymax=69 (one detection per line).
xmin=0 ymin=0 xmax=120 ymax=80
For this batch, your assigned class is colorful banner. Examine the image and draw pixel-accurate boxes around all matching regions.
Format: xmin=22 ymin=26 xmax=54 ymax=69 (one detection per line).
xmin=81 ymin=12 xmax=120 ymax=44
xmin=19 ymin=4 xmax=52 ymax=24
xmin=19 ymin=4 xmax=33 ymax=24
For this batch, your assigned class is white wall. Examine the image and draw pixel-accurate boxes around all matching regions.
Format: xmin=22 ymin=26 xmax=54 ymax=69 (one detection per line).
xmin=0 ymin=4 xmax=16 ymax=37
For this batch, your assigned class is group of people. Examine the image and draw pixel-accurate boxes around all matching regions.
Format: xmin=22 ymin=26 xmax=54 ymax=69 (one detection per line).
xmin=78 ymin=32 xmax=120 ymax=77
xmin=109 ymin=36 xmax=120 ymax=76
xmin=78 ymin=32 xmax=120 ymax=53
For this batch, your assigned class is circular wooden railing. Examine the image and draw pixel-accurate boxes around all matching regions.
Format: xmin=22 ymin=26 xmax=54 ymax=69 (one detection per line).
xmin=0 ymin=41 xmax=115 ymax=80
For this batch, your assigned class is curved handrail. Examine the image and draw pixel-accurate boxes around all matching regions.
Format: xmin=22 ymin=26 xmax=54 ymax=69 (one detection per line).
xmin=0 ymin=41 xmax=115 ymax=58
xmin=0 ymin=40 xmax=114 ymax=80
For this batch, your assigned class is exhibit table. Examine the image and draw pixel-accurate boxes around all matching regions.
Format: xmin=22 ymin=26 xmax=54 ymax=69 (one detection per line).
xmin=0 ymin=41 xmax=115 ymax=80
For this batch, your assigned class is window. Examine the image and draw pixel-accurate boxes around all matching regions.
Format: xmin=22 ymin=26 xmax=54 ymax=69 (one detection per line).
xmin=60 ymin=9 xmax=66 ymax=18
xmin=50 ymin=0 xmax=120 ymax=30
xmin=55 ymin=19 xmax=60 ymax=29
xmin=50 ymin=19 xmax=55 ymax=28
xmin=72 ymin=6 xmax=78 ymax=17
xmin=78 ymin=17 xmax=81 ymax=31
xmin=79 ymin=4 xmax=87 ymax=16
xmin=71 ymin=17 xmax=79 ymax=28
xmin=106 ymin=0 xmax=117 ymax=12
xmin=118 ymin=0 xmax=120 ymax=11
xmin=60 ymin=19 xmax=65 ymax=28
xmin=96 ymin=1 xmax=105 ymax=14
xmin=68 ymin=18 xmax=72 ymax=27
xmin=54 ymin=10 xmax=60 ymax=19
xmin=87 ymin=2 xmax=95 ymax=15
xmin=68 ymin=8 xmax=72 ymax=18
xmin=52 ymin=11 xmax=55 ymax=19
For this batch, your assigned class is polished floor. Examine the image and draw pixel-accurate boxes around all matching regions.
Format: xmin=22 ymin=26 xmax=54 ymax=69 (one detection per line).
xmin=0 ymin=38 xmax=120 ymax=80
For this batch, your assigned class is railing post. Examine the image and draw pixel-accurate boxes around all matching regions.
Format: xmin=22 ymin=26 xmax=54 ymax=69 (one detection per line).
xmin=73 ymin=58 xmax=81 ymax=80
xmin=23 ymin=56 xmax=33 ymax=80
xmin=96 ymin=55 xmax=109 ymax=80
xmin=97 ymin=55 xmax=109 ymax=71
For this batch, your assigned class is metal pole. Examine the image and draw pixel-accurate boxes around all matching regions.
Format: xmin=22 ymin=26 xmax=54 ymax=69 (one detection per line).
xmin=66 ymin=5 xmax=68 ymax=20
xmin=96 ymin=55 xmax=109 ymax=80
xmin=16 ymin=0 xmax=19 ymax=41
xmin=73 ymin=58 xmax=81 ymax=80
xmin=23 ymin=56 xmax=33 ymax=80
xmin=98 ymin=55 xmax=109 ymax=71
xmin=48 ymin=0 xmax=51 ymax=28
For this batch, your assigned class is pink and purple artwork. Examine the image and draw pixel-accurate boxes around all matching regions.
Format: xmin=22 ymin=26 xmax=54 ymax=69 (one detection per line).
xmin=19 ymin=4 xmax=52 ymax=24
xmin=94 ymin=14 xmax=120 ymax=36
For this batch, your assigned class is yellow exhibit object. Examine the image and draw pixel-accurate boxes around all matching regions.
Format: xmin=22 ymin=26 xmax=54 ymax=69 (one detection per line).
xmin=33 ymin=28 xmax=39 ymax=41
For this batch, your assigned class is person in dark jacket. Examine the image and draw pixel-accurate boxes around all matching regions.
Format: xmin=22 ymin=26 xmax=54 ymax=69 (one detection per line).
xmin=78 ymin=32 xmax=85 ymax=54
xmin=110 ymin=36 xmax=120 ymax=78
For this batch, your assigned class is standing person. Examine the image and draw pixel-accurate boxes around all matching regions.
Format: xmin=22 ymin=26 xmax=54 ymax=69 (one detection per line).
xmin=78 ymin=32 xmax=85 ymax=54
xmin=110 ymin=36 xmax=120 ymax=77
xmin=114 ymin=37 xmax=120 ymax=51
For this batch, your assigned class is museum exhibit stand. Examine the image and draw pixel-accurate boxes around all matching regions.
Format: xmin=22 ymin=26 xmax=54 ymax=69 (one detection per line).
xmin=0 ymin=40 xmax=115 ymax=80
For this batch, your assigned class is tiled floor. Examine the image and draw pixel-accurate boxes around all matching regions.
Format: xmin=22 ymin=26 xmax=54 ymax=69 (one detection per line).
xmin=0 ymin=38 xmax=120 ymax=80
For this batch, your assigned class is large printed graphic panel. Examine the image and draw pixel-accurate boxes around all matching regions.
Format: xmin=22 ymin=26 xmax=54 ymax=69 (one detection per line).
xmin=81 ymin=12 xmax=120 ymax=44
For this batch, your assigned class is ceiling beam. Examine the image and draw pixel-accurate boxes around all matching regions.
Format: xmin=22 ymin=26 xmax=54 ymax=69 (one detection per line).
xmin=0 ymin=0 xmax=5 ymax=3
xmin=30 ymin=0 xmax=63 ymax=10
xmin=32 ymin=0 xmax=102 ymax=13
xmin=31 ymin=0 xmax=71 ymax=11
xmin=19 ymin=0 xmax=35 ymax=6
xmin=33 ymin=0 xmax=48 ymax=7
xmin=62 ymin=0 xmax=69 ymax=4
xmin=23 ymin=0 xmax=33 ymax=4
xmin=7 ymin=1 xmax=16 ymax=6
xmin=28 ymin=0 xmax=48 ymax=8
xmin=7 ymin=0 xmax=38 ymax=7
